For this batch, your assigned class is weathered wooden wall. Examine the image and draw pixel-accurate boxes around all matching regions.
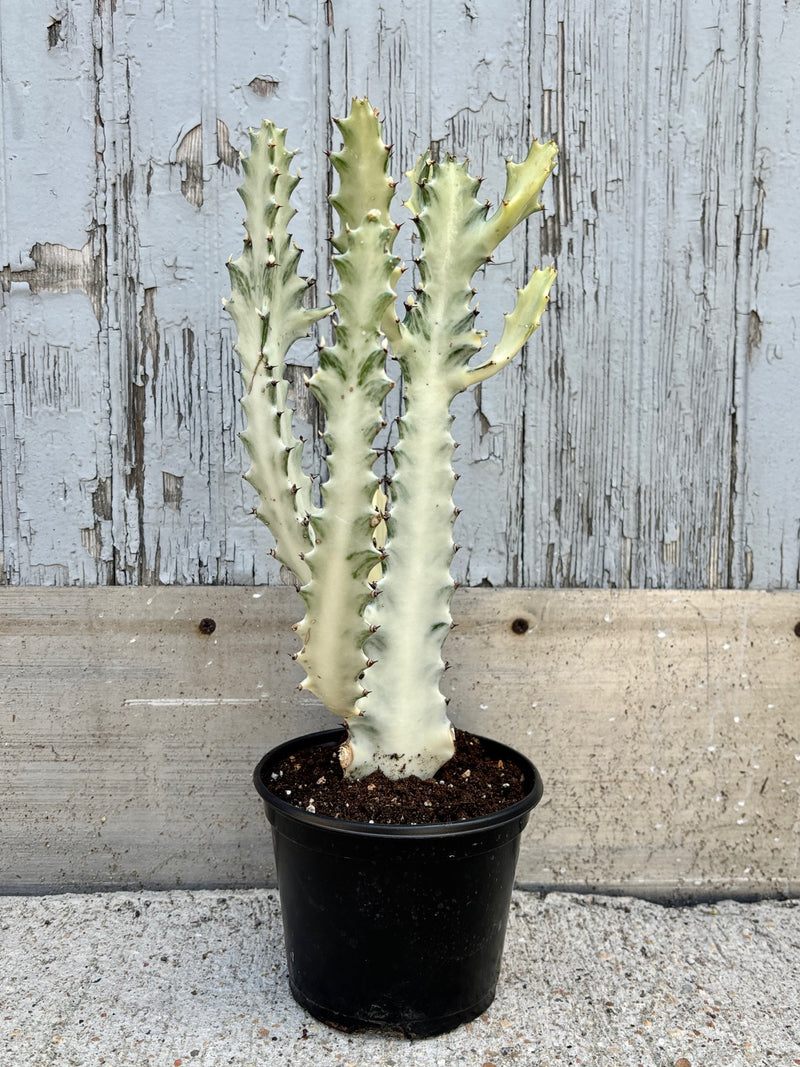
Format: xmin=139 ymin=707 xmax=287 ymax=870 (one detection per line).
xmin=1 ymin=0 xmax=797 ymax=589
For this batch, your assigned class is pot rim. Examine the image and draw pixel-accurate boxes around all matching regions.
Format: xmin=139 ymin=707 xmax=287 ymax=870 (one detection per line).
xmin=253 ymin=727 xmax=544 ymax=840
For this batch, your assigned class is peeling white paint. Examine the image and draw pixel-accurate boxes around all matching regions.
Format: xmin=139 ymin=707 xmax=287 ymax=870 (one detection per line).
xmin=124 ymin=698 xmax=264 ymax=707
xmin=0 ymin=1 xmax=798 ymax=590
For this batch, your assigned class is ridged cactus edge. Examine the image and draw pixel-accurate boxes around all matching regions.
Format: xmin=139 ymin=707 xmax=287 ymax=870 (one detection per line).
xmin=226 ymin=98 xmax=557 ymax=781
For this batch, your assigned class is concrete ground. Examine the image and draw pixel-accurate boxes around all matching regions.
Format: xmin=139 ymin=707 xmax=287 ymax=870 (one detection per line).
xmin=2 ymin=889 xmax=798 ymax=1067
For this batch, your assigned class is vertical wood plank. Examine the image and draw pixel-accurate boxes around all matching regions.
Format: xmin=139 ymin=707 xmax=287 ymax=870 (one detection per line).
xmin=524 ymin=0 xmax=757 ymax=589
xmin=327 ymin=0 xmax=546 ymax=585
xmin=0 ymin=0 xmax=111 ymax=585
xmin=733 ymin=2 xmax=800 ymax=589
xmin=97 ymin=0 xmax=329 ymax=584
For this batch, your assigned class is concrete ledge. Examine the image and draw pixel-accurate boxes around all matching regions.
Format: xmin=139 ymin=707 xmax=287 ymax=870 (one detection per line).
xmin=3 ymin=587 xmax=800 ymax=899
xmin=2 ymin=888 xmax=798 ymax=1065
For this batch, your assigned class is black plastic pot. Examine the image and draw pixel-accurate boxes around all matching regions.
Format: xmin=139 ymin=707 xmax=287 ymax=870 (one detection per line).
xmin=254 ymin=728 xmax=543 ymax=1039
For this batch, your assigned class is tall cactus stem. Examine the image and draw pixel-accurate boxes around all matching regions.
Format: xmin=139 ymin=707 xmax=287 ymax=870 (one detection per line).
xmin=226 ymin=100 xmax=557 ymax=780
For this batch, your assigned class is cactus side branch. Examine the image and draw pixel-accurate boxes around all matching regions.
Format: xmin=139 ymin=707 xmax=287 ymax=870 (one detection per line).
xmin=461 ymin=266 xmax=557 ymax=388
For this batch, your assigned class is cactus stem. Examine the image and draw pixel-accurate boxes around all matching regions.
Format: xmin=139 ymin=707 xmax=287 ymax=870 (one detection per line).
xmin=229 ymin=102 xmax=556 ymax=781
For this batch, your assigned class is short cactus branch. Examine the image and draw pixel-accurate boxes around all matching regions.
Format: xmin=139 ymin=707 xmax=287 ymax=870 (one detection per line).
xmin=462 ymin=267 xmax=557 ymax=388
xmin=227 ymin=100 xmax=557 ymax=780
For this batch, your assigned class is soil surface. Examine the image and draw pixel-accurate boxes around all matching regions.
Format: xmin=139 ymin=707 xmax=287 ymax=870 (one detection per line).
xmin=263 ymin=729 xmax=529 ymax=824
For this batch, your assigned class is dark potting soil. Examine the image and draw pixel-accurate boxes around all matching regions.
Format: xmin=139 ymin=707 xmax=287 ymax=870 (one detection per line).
xmin=264 ymin=729 xmax=528 ymax=824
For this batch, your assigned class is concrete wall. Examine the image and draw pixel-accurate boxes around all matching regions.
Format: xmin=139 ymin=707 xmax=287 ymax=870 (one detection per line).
xmin=2 ymin=587 xmax=799 ymax=898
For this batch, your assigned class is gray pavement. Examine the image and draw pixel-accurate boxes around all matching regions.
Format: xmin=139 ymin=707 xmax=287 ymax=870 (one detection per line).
xmin=2 ymin=888 xmax=798 ymax=1066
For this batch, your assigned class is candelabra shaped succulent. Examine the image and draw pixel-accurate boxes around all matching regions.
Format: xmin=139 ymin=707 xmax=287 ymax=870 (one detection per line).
xmin=226 ymin=98 xmax=557 ymax=780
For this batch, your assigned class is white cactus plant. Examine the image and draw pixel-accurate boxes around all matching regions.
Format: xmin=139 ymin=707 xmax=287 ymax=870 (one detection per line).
xmin=226 ymin=98 xmax=557 ymax=781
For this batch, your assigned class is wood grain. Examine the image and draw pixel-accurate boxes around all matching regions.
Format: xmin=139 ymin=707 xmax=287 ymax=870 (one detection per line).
xmin=1 ymin=0 xmax=797 ymax=590
xmin=2 ymin=586 xmax=798 ymax=898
